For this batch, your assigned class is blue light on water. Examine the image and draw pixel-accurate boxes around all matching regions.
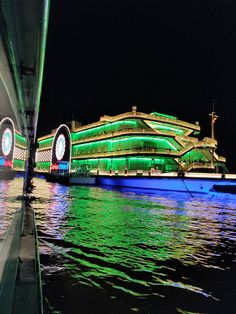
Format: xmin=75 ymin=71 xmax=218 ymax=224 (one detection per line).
xmin=32 ymin=178 xmax=236 ymax=313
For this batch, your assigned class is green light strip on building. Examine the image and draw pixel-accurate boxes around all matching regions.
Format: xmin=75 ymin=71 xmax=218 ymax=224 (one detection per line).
xmin=110 ymin=158 xmax=126 ymax=161
xmin=15 ymin=133 xmax=27 ymax=142
xmin=71 ymin=157 xmax=167 ymax=163
xmin=150 ymin=123 xmax=184 ymax=134
xmin=15 ymin=133 xmax=27 ymax=148
xmin=150 ymin=112 xmax=177 ymax=120
xmin=111 ymin=137 xmax=178 ymax=150
xmin=73 ymin=120 xmax=138 ymax=136
xmin=73 ymin=136 xmax=178 ymax=150
xmin=13 ymin=159 xmax=26 ymax=169
xmin=35 ymin=161 xmax=51 ymax=171
xmin=129 ymin=157 xmax=158 ymax=161
xmin=38 ymin=137 xmax=54 ymax=145
xmin=73 ymin=139 xmax=107 ymax=146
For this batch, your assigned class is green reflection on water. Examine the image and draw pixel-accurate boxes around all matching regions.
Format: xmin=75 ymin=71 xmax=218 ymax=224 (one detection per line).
xmin=64 ymin=187 xmax=192 ymax=264
xmin=0 ymin=177 xmax=24 ymax=237
xmin=34 ymin=181 xmax=233 ymax=272
xmin=33 ymin=178 xmax=236 ymax=313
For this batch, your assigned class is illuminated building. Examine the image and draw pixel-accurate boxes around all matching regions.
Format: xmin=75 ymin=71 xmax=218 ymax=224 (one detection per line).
xmin=36 ymin=107 xmax=226 ymax=175
xmin=0 ymin=117 xmax=27 ymax=173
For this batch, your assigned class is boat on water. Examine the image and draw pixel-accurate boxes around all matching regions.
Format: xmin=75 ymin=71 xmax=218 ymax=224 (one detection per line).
xmin=35 ymin=106 xmax=236 ymax=194
xmin=96 ymin=173 xmax=236 ymax=194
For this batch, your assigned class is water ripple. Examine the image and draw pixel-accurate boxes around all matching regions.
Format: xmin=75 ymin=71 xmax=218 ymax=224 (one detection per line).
xmin=32 ymin=178 xmax=236 ymax=313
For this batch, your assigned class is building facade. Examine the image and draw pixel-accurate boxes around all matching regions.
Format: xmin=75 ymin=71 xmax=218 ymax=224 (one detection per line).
xmin=35 ymin=108 xmax=226 ymax=176
xmin=0 ymin=117 xmax=27 ymax=172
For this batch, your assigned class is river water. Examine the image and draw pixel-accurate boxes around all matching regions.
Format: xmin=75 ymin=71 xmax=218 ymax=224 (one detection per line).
xmin=30 ymin=178 xmax=236 ymax=313
xmin=0 ymin=177 xmax=24 ymax=240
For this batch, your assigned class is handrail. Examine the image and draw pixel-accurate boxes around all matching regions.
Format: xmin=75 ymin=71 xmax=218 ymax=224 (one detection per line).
xmin=183 ymin=162 xmax=214 ymax=172
xmin=71 ymin=148 xmax=179 ymax=159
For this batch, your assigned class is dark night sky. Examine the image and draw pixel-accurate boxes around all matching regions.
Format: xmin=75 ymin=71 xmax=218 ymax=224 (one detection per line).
xmin=38 ymin=0 xmax=236 ymax=171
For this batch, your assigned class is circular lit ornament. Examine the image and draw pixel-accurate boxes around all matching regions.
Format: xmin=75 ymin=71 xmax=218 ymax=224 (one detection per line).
xmin=2 ymin=128 xmax=13 ymax=156
xmin=55 ymin=134 xmax=66 ymax=161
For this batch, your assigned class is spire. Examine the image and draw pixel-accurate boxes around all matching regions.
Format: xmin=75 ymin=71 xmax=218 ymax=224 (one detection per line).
xmin=209 ymin=99 xmax=218 ymax=171
xmin=209 ymin=99 xmax=218 ymax=140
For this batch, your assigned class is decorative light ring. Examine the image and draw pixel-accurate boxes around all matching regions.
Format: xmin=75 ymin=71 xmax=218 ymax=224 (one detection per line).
xmin=1 ymin=128 xmax=13 ymax=156
xmin=55 ymin=134 xmax=66 ymax=161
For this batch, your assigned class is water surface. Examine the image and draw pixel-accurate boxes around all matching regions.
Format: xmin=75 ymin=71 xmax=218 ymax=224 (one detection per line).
xmin=0 ymin=177 xmax=24 ymax=240
xmin=32 ymin=178 xmax=236 ymax=313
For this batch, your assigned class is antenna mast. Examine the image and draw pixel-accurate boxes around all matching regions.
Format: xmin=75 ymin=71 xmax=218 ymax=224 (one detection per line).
xmin=209 ymin=100 xmax=218 ymax=170
xmin=209 ymin=99 xmax=218 ymax=140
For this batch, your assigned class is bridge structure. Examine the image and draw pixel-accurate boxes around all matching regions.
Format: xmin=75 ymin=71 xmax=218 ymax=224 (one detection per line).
xmin=0 ymin=1 xmax=50 ymax=313
xmin=0 ymin=0 xmax=49 ymax=141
